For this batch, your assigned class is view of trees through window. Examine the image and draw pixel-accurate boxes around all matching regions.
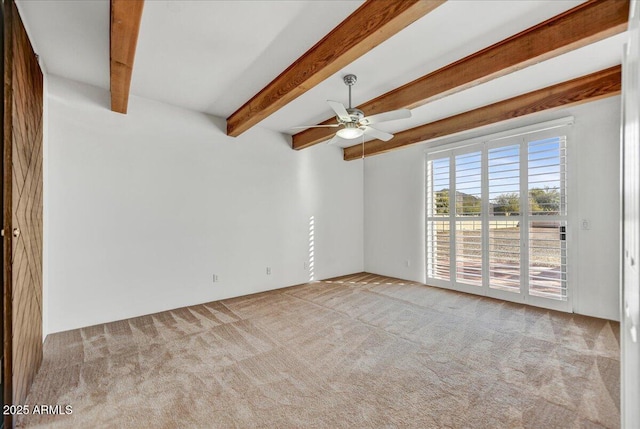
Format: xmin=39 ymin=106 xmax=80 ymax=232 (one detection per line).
xmin=433 ymin=186 xmax=560 ymax=216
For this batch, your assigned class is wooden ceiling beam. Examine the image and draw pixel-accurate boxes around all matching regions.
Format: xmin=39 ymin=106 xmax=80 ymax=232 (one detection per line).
xmin=226 ymin=0 xmax=444 ymax=137
xmin=295 ymin=0 xmax=628 ymax=150
xmin=110 ymin=0 xmax=144 ymax=114
xmin=343 ymin=65 xmax=621 ymax=160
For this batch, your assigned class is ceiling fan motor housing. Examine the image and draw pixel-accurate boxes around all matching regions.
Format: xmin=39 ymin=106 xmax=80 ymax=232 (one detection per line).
xmin=346 ymin=108 xmax=364 ymax=124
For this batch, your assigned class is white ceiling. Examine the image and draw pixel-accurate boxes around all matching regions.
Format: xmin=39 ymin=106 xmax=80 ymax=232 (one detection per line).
xmin=16 ymin=0 xmax=625 ymax=144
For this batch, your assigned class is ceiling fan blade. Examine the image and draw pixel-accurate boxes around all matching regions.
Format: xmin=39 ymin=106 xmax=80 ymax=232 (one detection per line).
xmin=360 ymin=109 xmax=411 ymax=126
xmin=363 ymin=126 xmax=393 ymax=142
xmin=327 ymin=100 xmax=351 ymax=122
xmin=290 ymin=124 xmax=340 ymax=129
xmin=327 ymin=134 xmax=342 ymax=145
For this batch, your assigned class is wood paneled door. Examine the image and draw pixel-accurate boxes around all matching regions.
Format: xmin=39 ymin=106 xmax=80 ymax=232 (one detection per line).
xmin=2 ymin=0 xmax=44 ymax=427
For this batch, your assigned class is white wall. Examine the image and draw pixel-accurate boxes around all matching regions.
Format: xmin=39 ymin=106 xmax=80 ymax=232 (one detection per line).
xmin=47 ymin=76 xmax=364 ymax=334
xmin=364 ymin=96 xmax=621 ymax=321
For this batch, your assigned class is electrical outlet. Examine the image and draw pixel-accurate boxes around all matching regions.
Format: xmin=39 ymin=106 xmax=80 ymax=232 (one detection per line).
xmin=266 ymin=267 xmax=271 ymax=275
xmin=581 ymin=219 xmax=591 ymax=230
xmin=212 ymin=274 xmax=218 ymax=282
xmin=405 ymin=260 xmax=411 ymax=268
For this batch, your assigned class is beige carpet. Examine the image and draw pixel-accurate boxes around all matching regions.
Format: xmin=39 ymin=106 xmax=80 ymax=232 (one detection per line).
xmin=17 ymin=273 xmax=619 ymax=428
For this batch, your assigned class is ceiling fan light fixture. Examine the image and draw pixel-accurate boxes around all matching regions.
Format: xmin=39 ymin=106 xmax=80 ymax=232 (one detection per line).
xmin=337 ymin=127 xmax=364 ymax=139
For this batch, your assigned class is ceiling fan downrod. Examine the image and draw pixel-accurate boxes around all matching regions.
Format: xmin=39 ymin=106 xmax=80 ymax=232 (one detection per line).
xmin=343 ymin=74 xmax=357 ymax=109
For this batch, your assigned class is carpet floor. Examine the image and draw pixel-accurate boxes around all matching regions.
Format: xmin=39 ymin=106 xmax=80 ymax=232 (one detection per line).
xmin=17 ymin=273 xmax=619 ymax=428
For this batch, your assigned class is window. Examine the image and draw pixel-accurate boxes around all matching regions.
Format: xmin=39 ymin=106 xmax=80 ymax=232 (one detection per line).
xmin=426 ymin=157 xmax=451 ymax=281
xmin=527 ymin=137 xmax=567 ymax=300
xmin=426 ymin=126 xmax=569 ymax=310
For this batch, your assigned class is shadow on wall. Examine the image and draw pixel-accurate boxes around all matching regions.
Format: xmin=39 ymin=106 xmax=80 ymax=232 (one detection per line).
xmin=202 ymin=114 xmax=226 ymax=135
xmin=48 ymin=76 xmax=110 ymax=112
xmin=201 ymin=112 xmax=293 ymax=149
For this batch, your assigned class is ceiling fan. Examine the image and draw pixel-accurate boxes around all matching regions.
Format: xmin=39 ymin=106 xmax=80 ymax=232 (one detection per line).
xmin=293 ymin=74 xmax=411 ymax=144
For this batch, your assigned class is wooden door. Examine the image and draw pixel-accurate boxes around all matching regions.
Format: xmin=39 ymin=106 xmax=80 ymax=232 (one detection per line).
xmin=2 ymin=1 xmax=44 ymax=427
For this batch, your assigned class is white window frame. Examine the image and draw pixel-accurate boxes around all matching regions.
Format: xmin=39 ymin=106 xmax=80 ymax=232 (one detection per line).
xmin=425 ymin=119 xmax=575 ymax=313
